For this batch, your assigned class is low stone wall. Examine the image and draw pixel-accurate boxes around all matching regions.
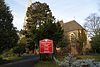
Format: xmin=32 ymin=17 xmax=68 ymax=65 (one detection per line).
xmin=53 ymin=54 xmax=100 ymax=67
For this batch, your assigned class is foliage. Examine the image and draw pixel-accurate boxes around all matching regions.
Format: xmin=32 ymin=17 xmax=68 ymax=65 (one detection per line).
xmin=77 ymin=29 xmax=87 ymax=54
xmin=1 ymin=49 xmax=15 ymax=57
xmin=26 ymin=1 xmax=55 ymax=27
xmin=0 ymin=0 xmax=19 ymax=54
xmin=56 ymin=34 xmax=69 ymax=48
xmin=38 ymin=22 xmax=64 ymax=60
xmin=21 ymin=2 xmax=55 ymax=52
xmin=56 ymin=38 xmax=69 ymax=48
xmin=84 ymin=13 xmax=100 ymax=38
xmin=21 ymin=1 xmax=65 ymax=61
xmin=20 ymin=23 xmax=36 ymax=52
xmin=38 ymin=22 xmax=64 ymax=46
xmin=78 ymin=29 xmax=87 ymax=45
xmin=19 ymin=37 xmax=27 ymax=45
xmin=12 ymin=43 xmax=26 ymax=56
xmin=91 ymin=33 xmax=100 ymax=53
xmin=40 ymin=53 xmax=53 ymax=61
xmin=21 ymin=2 xmax=64 ymax=52
xmin=84 ymin=13 xmax=100 ymax=54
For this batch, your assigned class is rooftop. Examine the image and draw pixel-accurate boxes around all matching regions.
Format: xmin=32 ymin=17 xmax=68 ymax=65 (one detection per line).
xmin=61 ymin=20 xmax=84 ymax=32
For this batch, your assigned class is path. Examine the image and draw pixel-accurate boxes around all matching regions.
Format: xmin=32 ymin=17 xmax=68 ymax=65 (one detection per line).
xmin=0 ymin=55 xmax=40 ymax=67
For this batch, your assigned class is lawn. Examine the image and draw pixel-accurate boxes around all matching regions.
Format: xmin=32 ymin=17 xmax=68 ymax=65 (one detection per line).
xmin=56 ymin=54 xmax=100 ymax=61
xmin=0 ymin=56 xmax=23 ymax=65
xmin=3 ymin=56 xmax=22 ymax=61
xmin=35 ymin=54 xmax=100 ymax=67
xmin=77 ymin=54 xmax=100 ymax=61
xmin=35 ymin=61 xmax=60 ymax=67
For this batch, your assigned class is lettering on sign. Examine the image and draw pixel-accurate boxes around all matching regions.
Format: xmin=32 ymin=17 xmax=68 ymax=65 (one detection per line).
xmin=40 ymin=39 xmax=53 ymax=53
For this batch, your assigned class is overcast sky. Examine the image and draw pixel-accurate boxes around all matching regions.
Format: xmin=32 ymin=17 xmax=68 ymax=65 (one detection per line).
xmin=5 ymin=0 xmax=100 ymax=30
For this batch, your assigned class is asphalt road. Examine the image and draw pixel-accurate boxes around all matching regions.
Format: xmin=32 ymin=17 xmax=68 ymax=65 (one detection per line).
xmin=0 ymin=55 xmax=40 ymax=67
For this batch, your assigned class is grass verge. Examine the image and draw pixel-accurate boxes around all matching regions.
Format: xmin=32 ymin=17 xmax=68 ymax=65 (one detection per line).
xmin=0 ymin=56 xmax=23 ymax=65
xmin=35 ymin=61 xmax=60 ymax=67
xmin=77 ymin=54 xmax=100 ymax=61
xmin=54 ymin=54 xmax=100 ymax=62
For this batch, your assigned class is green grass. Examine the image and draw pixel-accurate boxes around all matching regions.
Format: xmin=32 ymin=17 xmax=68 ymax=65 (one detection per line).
xmin=55 ymin=54 xmax=100 ymax=62
xmin=35 ymin=61 xmax=60 ymax=67
xmin=0 ymin=56 xmax=23 ymax=65
xmin=3 ymin=56 xmax=22 ymax=61
xmin=77 ymin=54 xmax=100 ymax=61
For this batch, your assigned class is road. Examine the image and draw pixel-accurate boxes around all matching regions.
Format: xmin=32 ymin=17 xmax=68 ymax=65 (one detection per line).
xmin=0 ymin=55 xmax=40 ymax=67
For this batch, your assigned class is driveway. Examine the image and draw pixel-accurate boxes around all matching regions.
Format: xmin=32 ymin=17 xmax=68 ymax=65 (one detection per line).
xmin=0 ymin=55 xmax=40 ymax=67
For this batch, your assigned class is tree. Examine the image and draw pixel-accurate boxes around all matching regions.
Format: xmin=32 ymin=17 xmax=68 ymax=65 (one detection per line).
xmin=84 ymin=13 xmax=100 ymax=38
xmin=21 ymin=2 xmax=65 ymax=60
xmin=21 ymin=23 xmax=36 ymax=52
xmin=0 ymin=0 xmax=19 ymax=54
xmin=38 ymin=22 xmax=64 ymax=60
xmin=84 ymin=13 xmax=100 ymax=54
xmin=21 ymin=2 xmax=55 ymax=52
xmin=12 ymin=43 xmax=26 ymax=56
xmin=38 ymin=22 xmax=64 ymax=48
xmin=26 ymin=2 xmax=55 ymax=27
xmin=77 ymin=29 xmax=87 ymax=54
xmin=91 ymin=33 xmax=100 ymax=53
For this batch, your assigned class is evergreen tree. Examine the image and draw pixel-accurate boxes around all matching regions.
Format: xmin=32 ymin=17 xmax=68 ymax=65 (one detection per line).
xmin=21 ymin=2 xmax=55 ymax=51
xmin=38 ymin=21 xmax=64 ymax=60
xmin=26 ymin=2 xmax=55 ymax=27
xmin=38 ymin=22 xmax=64 ymax=47
xmin=0 ymin=0 xmax=19 ymax=54
xmin=21 ymin=1 xmax=67 ymax=60
xmin=21 ymin=23 xmax=37 ymax=52
xmin=91 ymin=33 xmax=100 ymax=53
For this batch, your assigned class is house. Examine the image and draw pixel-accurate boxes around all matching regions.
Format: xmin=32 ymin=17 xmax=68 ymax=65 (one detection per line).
xmin=60 ymin=20 xmax=91 ymax=55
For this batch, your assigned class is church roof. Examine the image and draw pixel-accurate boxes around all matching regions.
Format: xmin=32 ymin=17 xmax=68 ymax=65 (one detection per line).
xmin=62 ymin=20 xmax=84 ymax=32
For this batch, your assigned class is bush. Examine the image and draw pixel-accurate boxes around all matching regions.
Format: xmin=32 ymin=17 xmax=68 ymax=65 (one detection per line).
xmin=40 ymin=53 xmax=53 ymax=61
xmin=0 ymin=57 xmax=3 ymax=61
xmin=12 ymin=44 xmax=26 ymax=56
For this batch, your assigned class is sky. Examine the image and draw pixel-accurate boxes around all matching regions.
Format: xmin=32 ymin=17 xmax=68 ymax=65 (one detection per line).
xmin=5 ymin=0 xmax=100 ymax=30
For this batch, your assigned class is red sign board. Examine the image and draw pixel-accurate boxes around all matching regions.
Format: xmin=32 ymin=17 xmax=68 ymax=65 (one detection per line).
xmin=40 ymin=39 xmax=53 ymax=53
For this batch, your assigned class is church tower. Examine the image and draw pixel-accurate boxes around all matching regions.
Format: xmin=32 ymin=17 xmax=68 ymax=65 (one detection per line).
xmin=23 ymin=0 xmax=32 ymax=30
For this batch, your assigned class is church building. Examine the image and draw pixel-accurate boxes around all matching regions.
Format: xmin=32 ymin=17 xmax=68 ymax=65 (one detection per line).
xmin=60 ymin=20 xmax=91 ymax=54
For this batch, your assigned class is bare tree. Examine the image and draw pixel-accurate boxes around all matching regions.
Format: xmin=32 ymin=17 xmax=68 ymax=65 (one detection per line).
xmin=84 ymin=13 xmax=100 ymax=38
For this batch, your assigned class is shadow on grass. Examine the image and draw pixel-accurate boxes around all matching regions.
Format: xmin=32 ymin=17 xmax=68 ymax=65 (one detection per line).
xmin=35 ymin=60 xmax=60 ymax=67
xmin=77 ymin=54 xmax=100 ymax=62
xmin=0 ymin=58 xmax=11 ymax=65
